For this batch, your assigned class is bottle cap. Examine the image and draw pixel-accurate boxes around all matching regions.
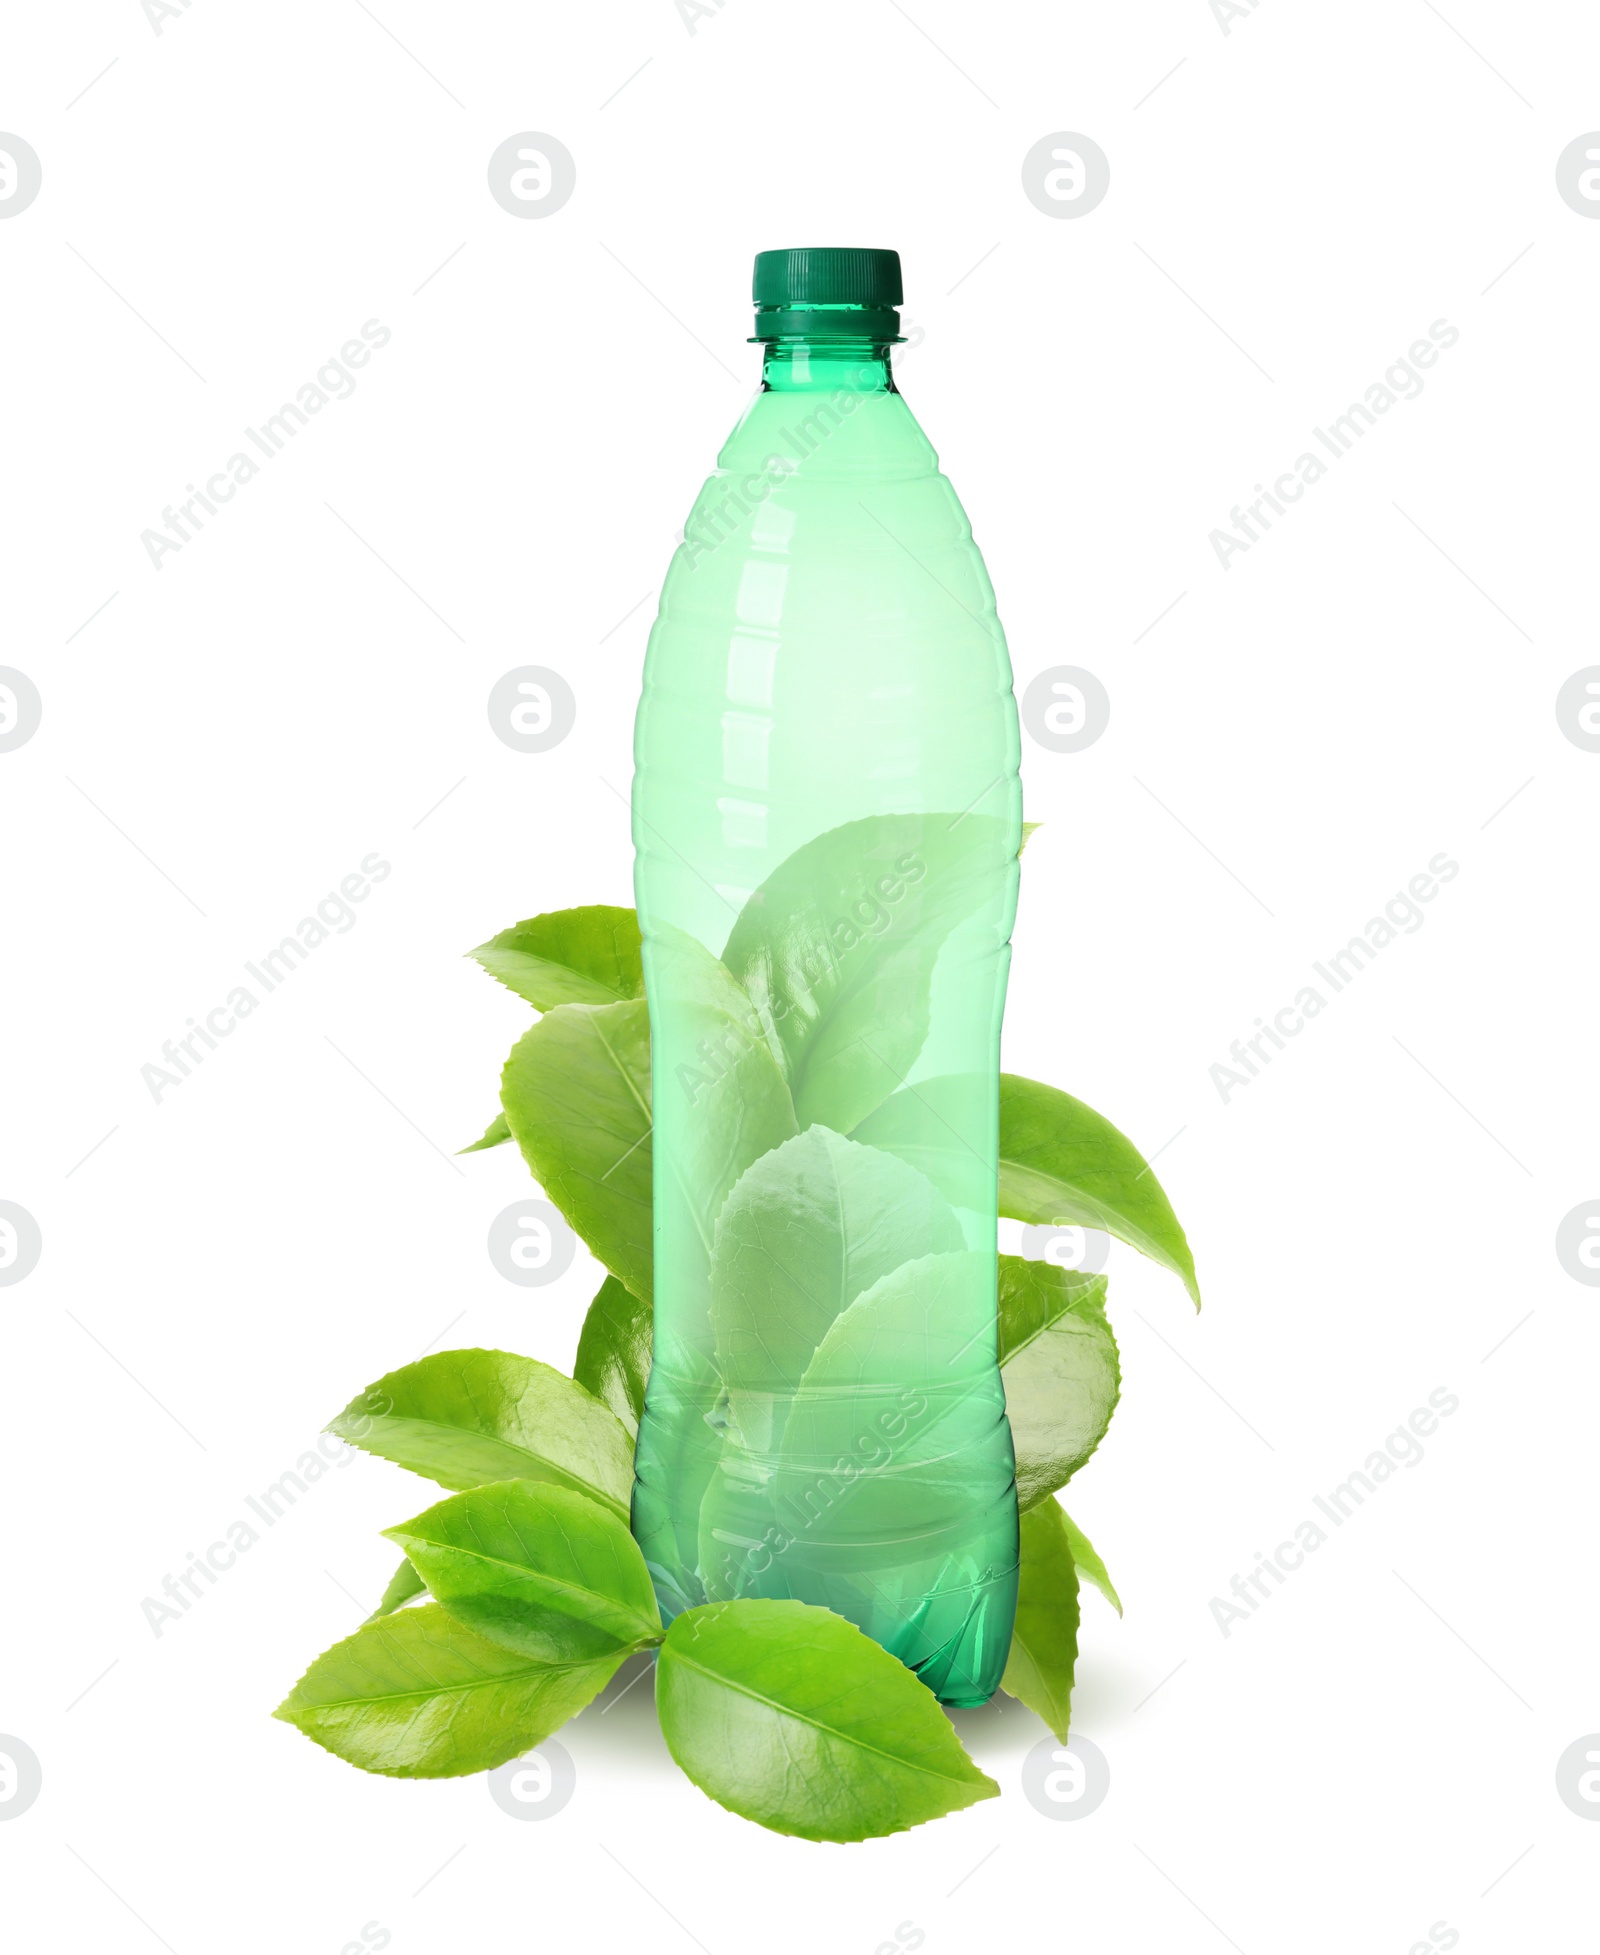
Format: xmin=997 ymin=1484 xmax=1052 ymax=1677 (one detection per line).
xmin=751 ymin=247 xmax=904 ymax=341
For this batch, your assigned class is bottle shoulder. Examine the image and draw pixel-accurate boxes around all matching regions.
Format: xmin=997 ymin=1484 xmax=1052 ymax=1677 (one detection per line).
xmin=717 ymin=388 xmax=939 ymax=481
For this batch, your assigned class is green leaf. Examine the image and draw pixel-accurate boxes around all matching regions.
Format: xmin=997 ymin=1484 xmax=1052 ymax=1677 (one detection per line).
xmin=501 ymin=1000 xmax=654 ymax=1301
xmin=274 ymin=1602 xmax=622 ymax=1778
xmin=711 ymin=1127 xmax=965 ymax=1396
xmin=999 ymin=1074 xmax=1200 ymax=1306
xmin=573 ymin=1275 xmax=652 ymax=1438
xmin=721 ymin=813 xmax=1016 ymax=1132
xmin=1060 ymin=1509 xmax=1122 ymax=1615
xmin=998 ymin=1254 xmax=1120 ymax=1509
xmin=385 ymin=1481 xmax=660 ymax=1662
xmin=366 ymin=1558 xmax=425 ymax=1621
xmin=1000 ymin=1499 xmax=1081 ymax=1741
xmin=460 ymin=1110 xmax=510 ymax=1154
xmin=328 ymin=1349 xmax=635 ymax=1520
xmin=470 ymin=904 xmax=643 ymax=1010
xmin=656 ymin=1599 xmax=998 ymax=1841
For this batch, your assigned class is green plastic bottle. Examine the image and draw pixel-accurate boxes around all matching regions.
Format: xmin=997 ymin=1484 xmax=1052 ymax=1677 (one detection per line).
xmin=631 ymin=248 xmax=1022 ymax=1704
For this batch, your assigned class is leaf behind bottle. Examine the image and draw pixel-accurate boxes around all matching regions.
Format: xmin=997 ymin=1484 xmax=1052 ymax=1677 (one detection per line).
xmin=998 ymin=1253 xmax=1120 ymax=1508
xmin=469 ymin=905 xmax=643 ymax=1009
xmin=501 ymin=999 xmax=655 ymax=1300
xmin=1000 ymin=1498 xmax=1082 ymax=1741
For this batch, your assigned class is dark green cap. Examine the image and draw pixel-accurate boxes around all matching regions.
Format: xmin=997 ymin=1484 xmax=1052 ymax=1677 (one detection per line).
xmin=751 ymin=246 xmax=904 ymax=341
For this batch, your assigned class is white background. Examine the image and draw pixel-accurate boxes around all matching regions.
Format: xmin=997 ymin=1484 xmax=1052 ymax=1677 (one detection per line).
xmin=3 ymin=1 xmax=1597 ymax=1949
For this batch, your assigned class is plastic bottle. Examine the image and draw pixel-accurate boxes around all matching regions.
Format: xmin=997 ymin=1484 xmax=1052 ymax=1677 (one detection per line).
xmin=631 ymin=248 xmax=1022 ymax=1704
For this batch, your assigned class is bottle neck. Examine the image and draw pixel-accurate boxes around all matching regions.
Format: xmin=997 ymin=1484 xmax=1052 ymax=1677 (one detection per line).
xmin=759 ymin=337 xmax=897 ymax=395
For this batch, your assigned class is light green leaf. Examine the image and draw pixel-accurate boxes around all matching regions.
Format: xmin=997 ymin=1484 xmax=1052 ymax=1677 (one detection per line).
xmin=573 ymin=1275 xmax=652 ymax=1438
xmin=1000 ymin=1499 xmax=1081 ymax=1740
xmin=273 ymin=1602 xmax=622 ymax=1778
xmin=711 ymin=1127 xmax=965 ymax=1396
xmin=848 ymin=1072 xmax=997 ymax=1216
xmin=646 ymin=924 xmax=798 ymax=1266
xmin=787 ymin=1248 xmax=997 ymax=1403
xmin=999 ymin=1074 xmax=1200 ymax=1306
xmin=501 ymin=1000 xmax=654 ymax=1301
xmin=366 ymin=1558 xmax=425 ymax=1621
xmin=460 ymin=1110 xmax=510 ymax=1154
xmin=998 ymin=1254 xmax=1120 ymax=1509
xmin=1061 ymin=1509 xmax=1121 ymax=1615
xmin=470 ymin=904 xmax=643 ymax=1010
xmin=656 ymin=1599 xmax=998 ymax=1841
xmin=623 ymin=933 xmax=798 ymax=1608
xmin=774 ymin=1253 xmax=1008 ymax=1556
xmin=384 ymin=1481 xmax=660 ymax=1662
xmin=854 ymin=1073 xmax=1199 ymax=1306
xmin=767 ymin=1251 xmax=1015 ymax=1703
xmin=698 ymin=1132 xmax=968 ymax=1614
xmin=721 ymin=813 xmax=1016 ymax=1132
xmin=328 ymin=1349 xmax=634 ymax=1520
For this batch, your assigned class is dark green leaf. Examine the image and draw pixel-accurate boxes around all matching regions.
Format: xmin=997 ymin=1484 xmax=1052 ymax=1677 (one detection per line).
xmin=573 ymin=1275 xmax=652 ymax=1438
xmin=273 ymin=1602 xmax=622 ymax=1778
xmin=998 ymin=1254 xmax=1120 ymax=1509
xmin=721 ymin=813 xmax=1016 ymax=1132
xmin=460 ymin=1110 xmax=510 ymax=1154
xmin=470 ymin=905 xmax=643 ymax=1010
xmin=1000 ymin=1499 xmax=1081 ymax=1740
xmin=1061 ymin=1508 xmax=1121 ymax=1615
xmin=656 ymin=1599 xmax=998 ymax=1841
xmin=328 ymin=1349 xmax=634 ymax=1520
xmin=385 ymin=1481 xmax=660 ymax=1661
xmin=999 ymin=1074 xmax=1200 ymax=1306
xmin=501 ymin=1000 xmax=654 ymax=1301
xmin=366 ymin=1558 xmax=425 ymax=1621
